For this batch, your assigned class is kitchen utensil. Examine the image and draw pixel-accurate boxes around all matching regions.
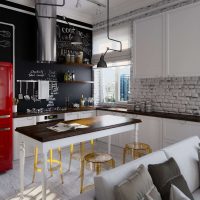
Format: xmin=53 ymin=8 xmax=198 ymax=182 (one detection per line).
xmin=18 ymin=81 xmax=23 ymax=100
xmin=24 ymin=82 xmax=30 ymax=100
xmin=31 ymin=82 xmax=36 ymax=102
xmin=13 ymin=98 xmax=19 ymax=105
xmin=0 ymin=30 xmax=11 ymax=38
xmin=0 ymin=40 xmax=10 ymax=48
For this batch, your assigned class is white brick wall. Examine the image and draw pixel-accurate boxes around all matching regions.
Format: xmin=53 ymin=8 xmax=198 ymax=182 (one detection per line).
xmin=129 ymin=77 xmax=200 ymax=115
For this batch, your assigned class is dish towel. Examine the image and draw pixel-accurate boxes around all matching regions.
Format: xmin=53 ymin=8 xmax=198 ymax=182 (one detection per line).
xmin=38 ymin=80 xmax=49 ymax=99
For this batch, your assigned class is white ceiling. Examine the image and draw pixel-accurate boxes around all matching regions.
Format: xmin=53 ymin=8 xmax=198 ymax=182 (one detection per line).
xmin=7 ymin=0 xmax=161 ymax=24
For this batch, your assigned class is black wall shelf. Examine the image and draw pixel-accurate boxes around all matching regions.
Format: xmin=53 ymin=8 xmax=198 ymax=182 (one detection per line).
xmin=59 ymin=80 xmax=94 ymax=84
xmin=58 ymin=63 xmax=94 ymax=68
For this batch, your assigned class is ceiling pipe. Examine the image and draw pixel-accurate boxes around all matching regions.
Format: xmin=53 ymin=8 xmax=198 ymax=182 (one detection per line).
xmin=97 ymin=0 xmax=122 ymax=68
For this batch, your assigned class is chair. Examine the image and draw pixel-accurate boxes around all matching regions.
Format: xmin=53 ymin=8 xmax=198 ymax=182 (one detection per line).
xmin=68 ymin=140 xmax=95 ymax=172
xmin=32 ymin=147 xmax=63 ymax=184
xmin=80 ymin=152 xmax=115 ymax=193
xmin=123 ymin=142 xmax=152 ymax=164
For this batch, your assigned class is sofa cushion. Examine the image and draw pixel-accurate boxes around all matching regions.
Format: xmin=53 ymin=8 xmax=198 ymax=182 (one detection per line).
xmin=192 ymin=189 xmax=200 ymax=200
xmin=148 ymin=158 xmax=194 ymax=200
xmin=115 ymin=164 xmax=161 ymax=200
xmin=94 ymin=151 xmax=167 ymax=200
xmin=170 ymin=185 xmax=190 ymax=200
xmin=163 ymin=136 xmax=200 ymax=193
xmin=192 ymin=188 xmax=200 ymax=200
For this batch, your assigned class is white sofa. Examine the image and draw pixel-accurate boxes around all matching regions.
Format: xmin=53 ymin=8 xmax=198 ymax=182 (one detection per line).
xmin=71 ymin=136 xmax=200 ymax=200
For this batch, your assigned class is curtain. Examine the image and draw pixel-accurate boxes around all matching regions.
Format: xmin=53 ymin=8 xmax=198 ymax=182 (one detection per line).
xmin=92 ymin=22 xmax=132 ymax=65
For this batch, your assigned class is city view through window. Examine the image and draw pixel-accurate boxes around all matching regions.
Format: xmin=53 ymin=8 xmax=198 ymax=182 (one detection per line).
xmin=102 ymin=65 xmax=130 ymax=103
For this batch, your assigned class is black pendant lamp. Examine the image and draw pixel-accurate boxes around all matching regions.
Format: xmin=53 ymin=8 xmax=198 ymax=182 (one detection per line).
xmin=97 ymin=48 xmax=109 ymax=68
xmin=97 ymin=0 xmax=122 ymax=68
xmin=63 ymin=16 xmax=82 ymax=45
xmin=71 ymin=29 xmax=82 ymax=45
xmin=97 ymin=55 xmax=107 ymax=68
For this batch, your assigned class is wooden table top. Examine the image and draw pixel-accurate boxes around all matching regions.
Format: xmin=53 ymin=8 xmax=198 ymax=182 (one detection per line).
xmin=15 ymin=115 xmax=142 ymax=143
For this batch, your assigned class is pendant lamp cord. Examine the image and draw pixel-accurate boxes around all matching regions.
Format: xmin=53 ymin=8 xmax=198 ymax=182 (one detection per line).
xmin=106 ymin=0 xmax=122 ymax=53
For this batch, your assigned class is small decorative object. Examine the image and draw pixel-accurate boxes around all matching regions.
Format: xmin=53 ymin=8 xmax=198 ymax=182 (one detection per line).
xmin=58 ymin=49 xmax=66 ymax=63
xmin=73 ymin=103 xmax=80 ymax=108
xmin=88 ymin=97 xmax=94 ymax=106
xmin=145 ymin=100 xmax=152 ymax=112
xmin=140 ymin=101 xmax=145 ymax=112
xmin=65 ymin=96 xmax=70 ymax=108
xmin=13 ymin=98 xmax=19 ymax=113
xmin=76 ymin=51 xmax=83 ymax=64
xmin=134 ymin=103 xmax=141 ymax=111
xmin=70 ymin=51 xmax=75 ymax=64
xmin=66 ymin=50 xmax=70 ymax=64
xmin=83 ymin=58 xmax=89 ymax=64
xmin=80 ymin=94 xmax=85 ymax=107
xmin=64 ymin=71 xmax=68 ymax=82
xmin=71 ymin=70 xmax=75 ymax=81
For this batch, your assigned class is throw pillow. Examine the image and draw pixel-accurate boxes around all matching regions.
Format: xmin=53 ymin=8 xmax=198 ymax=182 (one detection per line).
xmin=170 ymin=185 xmax=191 ymax=200
xmin=115 ymin=164 xmax=162 ymax=200
xmin=148 ymin=157 xmax=194 ymax=200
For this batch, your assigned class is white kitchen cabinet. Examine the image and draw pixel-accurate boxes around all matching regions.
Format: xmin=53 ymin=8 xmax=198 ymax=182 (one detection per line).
xmin=64 ymin=110 xmax=96 ymax=121
xmin=79 ymin=110 xmax=96 ymax=119
xmin=13 ymin=116 xmax=36 ymax=160
xmin=96 ymin=110 xmax=200 ymax=151
xmin=64 ymin=112 xmax=80 ymax=121
xmin=134 ymin=13 xmax=164 ymax=78
xmin=163 ymin=118 xmax=200 ymax=147
xmin=117 ymin=113 xmax=137 ymax=148
xmin=96 ymin=110 xmax=113 ymax=116
xmin=167 ymin=3 xmax=200 ymax=76
xmin=135 ymin=115 xmax=162 ymax=151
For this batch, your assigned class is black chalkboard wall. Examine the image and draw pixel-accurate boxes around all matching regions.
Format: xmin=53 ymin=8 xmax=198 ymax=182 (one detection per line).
xmin=0 ymin=2 xmax=93 ymax=112
xmin=0 ymin=23 xmax=13 ymax=63
xmin=57 ymin=22 xmax=92 ymax=62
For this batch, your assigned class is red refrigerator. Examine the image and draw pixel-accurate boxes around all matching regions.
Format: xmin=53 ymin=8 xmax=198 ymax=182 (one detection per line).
xmin=0 ymin=62 xmax=13 ymax=172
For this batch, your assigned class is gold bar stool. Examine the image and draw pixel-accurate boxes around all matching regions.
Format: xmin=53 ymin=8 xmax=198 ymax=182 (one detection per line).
xmin=80 ymin=152 xmax=115 ymax=193
xmin=123 ymin=142 xmax=152 ymax=164
xmin=32 ymin=147 xmax=64 ymax=184
xmin=68 ymin=139 xmax=95 ymax=172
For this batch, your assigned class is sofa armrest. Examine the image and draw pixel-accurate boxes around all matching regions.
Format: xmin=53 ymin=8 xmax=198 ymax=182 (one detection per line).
xmin=69 ymin=189 xmax=95 ymax=200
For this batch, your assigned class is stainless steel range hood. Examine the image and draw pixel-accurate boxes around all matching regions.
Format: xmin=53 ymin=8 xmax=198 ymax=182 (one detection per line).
xmin=36 ymin=0 xmax=57 ymax=63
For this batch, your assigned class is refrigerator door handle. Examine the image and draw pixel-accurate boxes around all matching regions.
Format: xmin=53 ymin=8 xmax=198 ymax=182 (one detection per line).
xmin=0 ymin=127 xmax=11 ymax=131
xmin=0 ymin=115 xmax=11 ymax=119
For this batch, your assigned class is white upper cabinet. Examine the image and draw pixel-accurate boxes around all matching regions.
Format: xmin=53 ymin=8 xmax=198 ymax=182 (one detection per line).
xmin=167 ymin=3 xmax=200 ymax=76
xmin=134 ymin=2 xmax=200 ymax=77
xmin=134 ymin=13 xmax=164 ymax=78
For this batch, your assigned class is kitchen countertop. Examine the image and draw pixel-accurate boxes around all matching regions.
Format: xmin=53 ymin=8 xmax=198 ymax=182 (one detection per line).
xmin=15 ymin=115 xmax=142 ymax=142
xmin=13 ymin=107 xmax=96 ymax=118
xmin=96 ymin=107 xmax=200 ymax=123
xmin=13 ymin=106 xmax=200 ymax=123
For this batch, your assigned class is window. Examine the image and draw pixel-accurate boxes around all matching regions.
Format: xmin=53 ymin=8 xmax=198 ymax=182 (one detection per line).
xmin=94 ymin=61 xmax=130 ymax=103
xmin=93 ymin=22 xmax=132 ymax=105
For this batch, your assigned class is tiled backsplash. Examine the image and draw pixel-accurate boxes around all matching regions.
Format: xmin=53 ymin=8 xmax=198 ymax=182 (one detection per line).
xmin=129 ymin=77 xmax=200 ymax=115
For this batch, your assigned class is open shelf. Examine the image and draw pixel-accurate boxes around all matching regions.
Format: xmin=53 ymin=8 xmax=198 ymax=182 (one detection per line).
xmin=59 ymin=63 xmax=94 ymax=68
xmin=59 ymin=80 xmax=94 ymax=84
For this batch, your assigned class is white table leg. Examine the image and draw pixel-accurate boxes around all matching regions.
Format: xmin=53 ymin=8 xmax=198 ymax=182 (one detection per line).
xmin=42 ymin=151 xmax=48 ymax=200
xmin=108 ymin=135 xmax=111 ymax=154
xmin=135 ymin=124 xmax=139 ymax=143
xmin=20 ymin=141 xmax=25 ymax=199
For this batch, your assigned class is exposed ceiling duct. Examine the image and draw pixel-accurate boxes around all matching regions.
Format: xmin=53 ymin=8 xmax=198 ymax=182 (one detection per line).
xmin=35 ymin=0 xmax=65 ymax=63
